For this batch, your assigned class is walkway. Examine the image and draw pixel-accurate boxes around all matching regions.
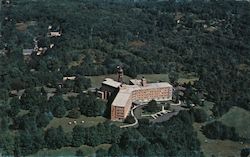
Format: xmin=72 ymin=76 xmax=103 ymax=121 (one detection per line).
xmin=170 ymin=100 xmax=181 ymax=106
xmin=151 ymin=102 xmax=185 ymax=123
xmin=120 ymin=103 xmax=146 ymax=128
xmin=120 ymin=100 xmax=182 ymax=128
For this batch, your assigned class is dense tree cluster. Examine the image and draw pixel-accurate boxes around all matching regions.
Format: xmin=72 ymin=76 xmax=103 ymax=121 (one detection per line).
xmin=68 ymin=93 xmax=107 ymax=117
xmin=109 ymin=110 xmax=203 ymax=157
xmin=241 ymin=148 xmax=250 ymax=157
xmin=124 ymin=114 xmax=136 ymax=124
xmin=202 ymin=121 xmax=239 ymax=141
xmin=72 ymin=122 xmax=122 ymax=147
xmin=144 ymin=99 xmax=161 ymax=113
xmin=191 ymin=108 xmax=208 ymax=123
xmin=44 ymin=126 xmax=70 ymax=149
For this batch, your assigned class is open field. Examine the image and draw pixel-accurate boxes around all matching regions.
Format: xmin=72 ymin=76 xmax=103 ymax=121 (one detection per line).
xmin=45 ymin=115 xmax=107 ymax=132
xmin=68 ymin=54 xmax=85 ymax=68
xmin=15 ymin=21 xmax=37 ymax=32
xmin=219 ymin=106 xmax=250 ymax=138
xmin=193 ymin=122 xmax=250 ymax=157
xmin=29 ymin=144 xmax=111 ymax=157
xmin=134 ymin=105 xmax=147 ymax=120
xmin=136 ymin=74 xmax=169 ymax=83
xmin=194 ymin=102 xmax=250 ymax=156
xmin=88 ymin=73 xmax=198 ymax=88
xmin=62 ymin=92 xmax=79 ymax=101
xmin=178 ymin=77 xmax=199 ymax=84
xmin=87 ymin=74 xmax=132 ymax=88
xmin=15 ymin=23 xmax=28 ymax=31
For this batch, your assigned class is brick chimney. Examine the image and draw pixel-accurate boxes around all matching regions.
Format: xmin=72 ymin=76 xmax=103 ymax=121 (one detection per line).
xmin=141 ymin=77 xmax=147 ymax=86
xmin=117 ymin=66 xmax=123 ymax=83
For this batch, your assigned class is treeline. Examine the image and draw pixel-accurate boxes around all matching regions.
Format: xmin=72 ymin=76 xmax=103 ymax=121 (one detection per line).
xmin=201 ymin=121 xmax=240 ymax=141
xmin=0 ymin=122 xmax=122 ymax=156
xmin=0 ymin=108 xmax=204 ymax=156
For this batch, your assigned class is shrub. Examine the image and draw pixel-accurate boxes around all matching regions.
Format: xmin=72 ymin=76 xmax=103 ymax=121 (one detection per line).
xmin=67 ymin=109 xmax=81 ymax=119
xmin=192 ymin=108 xmax=208 ymax=123
xmin=124 ymin=115 xmax=135 ymax=124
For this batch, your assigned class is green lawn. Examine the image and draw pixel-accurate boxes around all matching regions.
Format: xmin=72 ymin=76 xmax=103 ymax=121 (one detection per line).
xmin=46 ymin=115 xmax=107 ymax=132
xmin=88 ymin=73 xmax=198 ymax=88
xmin=138 ymin=73 xmax=198 ymax=84
xmin=68 ymin=54 xmax=85 ymax=68
xmin=178 ymin=77 xmax=199 ymax=84
xmin=87 ymin=74 xmax=132 ymax=88
xmin=62 ymin=92 xmax=79 ymax=101
xmin=219 ymin=106 xmax=250 ymax=138
xmin=136 ymin=74 xmax=169 ymax=83
xmin=29 ymin=144 xmax=111 ymax=157
xmin=134 ymin=106 xmax=147 ymax=120
xmin=192 ymin=105 xmax=250 ymax=157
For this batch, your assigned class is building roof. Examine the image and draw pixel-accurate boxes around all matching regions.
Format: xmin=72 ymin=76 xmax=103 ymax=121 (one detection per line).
xmin=49 ymin=32 xmax=61 ymax=37
xmin=22 ymin=49 xmax=34 ymax=56
xmin=129 ymin=79 xmax=141 ymax=85
xmin=111 ymin=81 xmax=172 ymax=107
xmin=63 ymin=76 xmax=76 ymax=81
xmin=175 ymin=86 xmax=186 ymax=91
xmin=112 ymin=90 xmax=131 ymax=107
xmin=102 ymin=78 xmax=121 ymax=88
xmin=140 ymin=82 xmax=172 ymax=89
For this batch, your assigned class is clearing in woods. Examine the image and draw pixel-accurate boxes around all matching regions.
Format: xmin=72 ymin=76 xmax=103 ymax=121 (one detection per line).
xmin=45 ymin=115 xmax=107 ymax=133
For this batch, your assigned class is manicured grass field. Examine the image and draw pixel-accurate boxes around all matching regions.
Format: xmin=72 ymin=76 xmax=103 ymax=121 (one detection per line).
xmin=136 ymin=74 xmax=169 ymax=83
xmin=88 ymin=73 xmax=198 ymax=88
xmin=86 ymin=74 xmax=132 ymax=88
xmin=68 ymin=54 xmax=85 ymax=68
xmin=219 ymin=106 xmax=250 ymax=138
xmin=62 ymin=92 xmax=79 ymax=101
xmin=134 ymin=106 xmax=146 ymax=120
xmin=30 ymin=147 xmax=76 ymax=157
xmin=45 ymin=115 xmax=107 ymax=133
xmin=193 ymin=122 xmax=250 ymax=157
xmin=29 ymin=144 xmax=111 ymax=157
xmin=193 ymin=104 xmax=250 ymax=157
xmin=178 ymin=77 xmax=199 ymax=84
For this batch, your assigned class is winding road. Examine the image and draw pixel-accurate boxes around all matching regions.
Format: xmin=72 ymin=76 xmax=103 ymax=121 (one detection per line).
xmin=120 ymin=103 xmax=146 ymax=128
xmin=120 ymin=100 xmax=182 ymax=128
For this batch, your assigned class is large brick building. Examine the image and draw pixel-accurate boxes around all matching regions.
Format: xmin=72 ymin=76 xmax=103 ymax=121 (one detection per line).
xmin=98 ymin=68 xmax=173 ymax=121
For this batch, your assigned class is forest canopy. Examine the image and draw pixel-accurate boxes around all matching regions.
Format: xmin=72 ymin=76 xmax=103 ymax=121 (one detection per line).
xmin=0 ymin=0 xmax=250 ymax=156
